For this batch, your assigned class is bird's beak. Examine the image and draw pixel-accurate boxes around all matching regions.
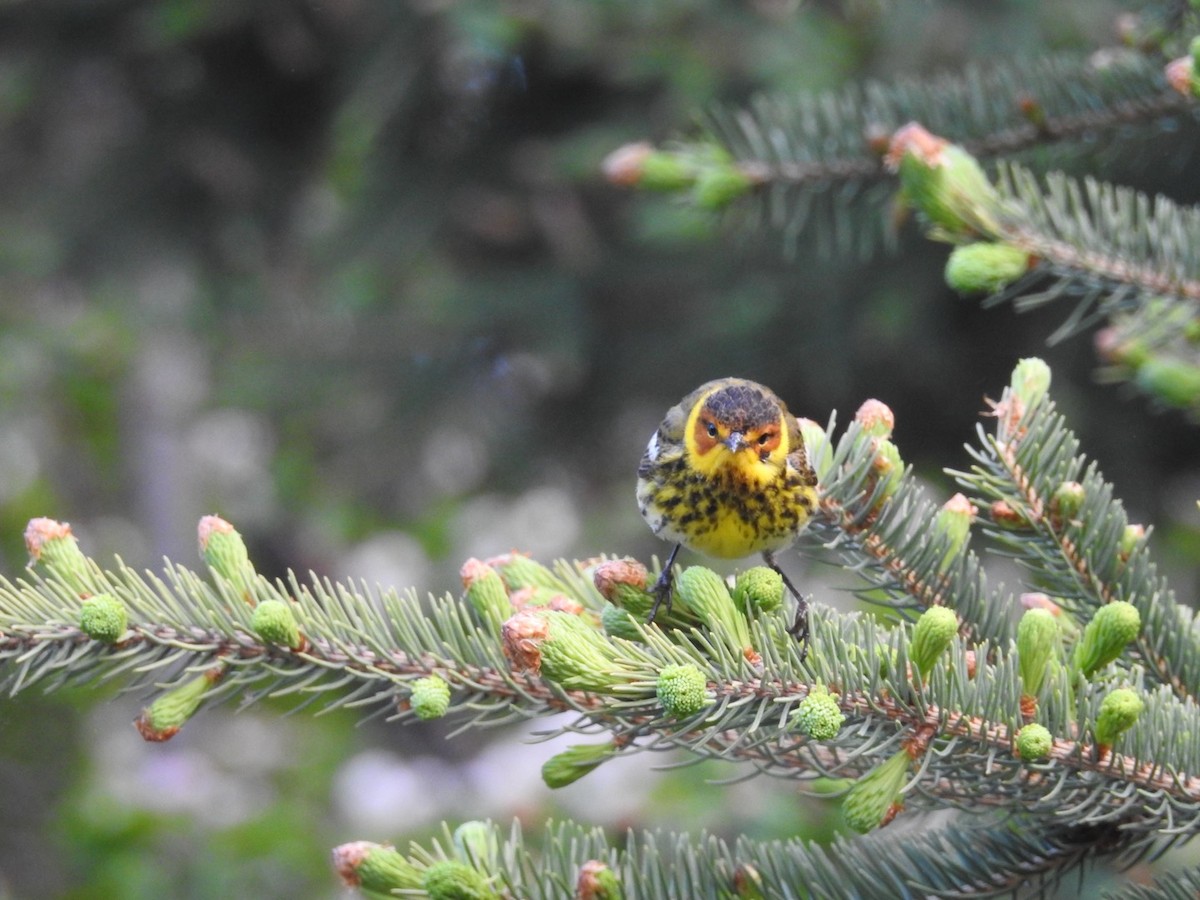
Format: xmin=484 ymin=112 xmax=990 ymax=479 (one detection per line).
xmin=724 ymin=431 xmax=746 ymax=453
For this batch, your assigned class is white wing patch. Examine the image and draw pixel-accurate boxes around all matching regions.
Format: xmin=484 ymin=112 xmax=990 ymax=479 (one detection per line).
xmin=644 ymin=431 xmax=660 ymax=461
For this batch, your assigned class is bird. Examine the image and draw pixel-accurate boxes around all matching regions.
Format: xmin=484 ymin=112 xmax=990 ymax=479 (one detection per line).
xmin=636 ymin=377 xmax=819 ymax=647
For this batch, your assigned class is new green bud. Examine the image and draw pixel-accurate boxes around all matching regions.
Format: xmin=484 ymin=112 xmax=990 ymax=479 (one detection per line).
xmin=577 ymin=860 xmax=623 ymax=900
xmin=1017 ymin=608 xmax=1060 ymax=698
xmin=792 ymin=686 xmax=845 ymax=741
xmin=1010 ymin=358 xmax=1052 ymax=408
xmin=79 ymin=593 xmax=127 ymax=644
xmin=674 ymin=566 xmax=751 ymax=647
xmin=410 ymin=675 xmax=452 ymax=720
xmin=693 ymin=165 xmax=754 ymax=210
xmin=909 ymin=606 xmax=959 ymax=680
xmin=944 ymin=242 xmax=1030 ymax=296
xmin=502 ymin=610 xmax=629 ymax=693
xmin=135 ymin=668 xmax=223 ymax=742
xmin=1118 ymin=524 xmax=1146 ymax=561
xmin=886 ymin=123 xmax=1001 ymax=238
xmin=854 ymin=399 xmax=895 ymax=438
xmin=453 ymin=821 xmax=499 ymax=870
xmin=541 ymin=740 xmax=618 ymax=789
xmin=460 ymin=558 xmax=511 ymax=629
xmin=1072 ymin=601 xmax=1141 ymax=677
xmin=600 ymin=603 xmax=644 ymax=641
xmin=932 ymin=493 xmax=975 ymax=572
xmin=422 ymin=859 xmax=497 ymax=900
xmin=842 ymin=749 xmax=911 ymax=834
xmin=871 ymin=438 xmax=904 ymax=504
xmin=486 ymin=552 xmax=573 ymax=595
xmin=198 ymin=515 xmax=255 ymax=599
xmin=332 ymin=841 xmax=423 ymax=893
xmin=640 ymin=152 xmax=696 ymax=191
xmin=1134 ymin=357 xmax=1200 ymax=408
xmin=251 ymin=599 xmax=303 ymax=649
xmin=656 ymin=663 xmax=709 ymax=718
xmin=732 ymin=567 xmax=784 ymax=615
xmin=1050 ymin=481 xmax=1086 ymax=523
xmin=1015 ymin=723 xmax=1053 ymax=761
xmin=1094 ymin=687 xmax=1144 ymax=749
xmin=25 ymin=517 xmax=94 ymax=595
xmin=593 ymin=559 xmax=659 ymax=621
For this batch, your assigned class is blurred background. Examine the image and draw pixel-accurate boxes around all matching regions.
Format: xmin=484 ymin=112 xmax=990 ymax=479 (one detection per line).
xmin=2 ymin=0 xmax=1200 ymax=896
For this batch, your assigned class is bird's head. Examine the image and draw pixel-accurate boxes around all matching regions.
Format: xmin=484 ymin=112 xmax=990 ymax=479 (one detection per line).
xmin=683 ymin=381 xmax=790 ymax=481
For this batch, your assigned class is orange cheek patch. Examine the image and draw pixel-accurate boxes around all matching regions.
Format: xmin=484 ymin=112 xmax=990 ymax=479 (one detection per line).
xmin=756 ymin=430 xmax=781 ymax=455
xmin=692 ymin=419 xmax=719 ymax=455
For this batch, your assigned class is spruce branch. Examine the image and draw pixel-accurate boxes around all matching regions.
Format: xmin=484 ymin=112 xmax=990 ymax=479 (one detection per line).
xmin=6 ymin=360 xmax=1200 ymax=894
xmin=951 ymin=367 xmax=1200 ymax=704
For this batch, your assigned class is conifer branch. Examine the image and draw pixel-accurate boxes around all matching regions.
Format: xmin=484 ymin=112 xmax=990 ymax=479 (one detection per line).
xmin=5 ymin=359 xmax=1200 ymax=895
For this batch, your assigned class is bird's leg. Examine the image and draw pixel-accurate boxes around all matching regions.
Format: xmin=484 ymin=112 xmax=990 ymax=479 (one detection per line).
xmin=762 ymin=550 xmax=809 ymax=661
xmin=647 ymin=543 xmax=682 ymax=625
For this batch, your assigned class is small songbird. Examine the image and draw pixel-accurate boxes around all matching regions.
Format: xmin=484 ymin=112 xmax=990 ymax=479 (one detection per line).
xmin=636 ymin=378 xmax=818 ymax=643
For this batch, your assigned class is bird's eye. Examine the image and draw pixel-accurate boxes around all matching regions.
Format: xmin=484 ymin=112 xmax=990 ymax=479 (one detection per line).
xmin=758 ymin=432 xmax=771 ymax=445
xmin=706 ymin=421 xmax=718 ymax=438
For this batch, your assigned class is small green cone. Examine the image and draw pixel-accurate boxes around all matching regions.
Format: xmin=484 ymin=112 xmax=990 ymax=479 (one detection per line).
xmin=871 ymin=439 xmax=904 ymax=504
xmin=944 ymin=242 xmax=1030 ymax=296
xmin=410 ymin=675 xmax=452 ymax=720
xmin=460 ymin=558 xmax=511 ymax=629
xmin=656 ymin=663 xmax=709 ymax=718
xmin=932 ymin=493 xmax=975 ymax=572
xmin=853 ymin=399 xmax=895 ymax=439
xmin=1010 ymin=358 xmax=1052 ymax=408
xmin=674 ymin=566 xmax=751 ymax=646
xmin=600 ymin=603 xmax=644 ymax=642
xmin=1118 ymin=524 xmax=1146 ymax=562
xmin=843 ymin=749 xmax=911 ymax=834
xmin=198 ymin=515 xmax=255 ymax=600
xmin=422 ymin=859 xmax=498 ymax=900
xmin=1049 ymin=481 xmax=1086 ymax=523
xmin=78 ymin=593 xmax=127 ymax=644
xmin=909 ymin=606 xmax=959 ymax=680
xmin=502 ymin=610 xmax=631 ymax=693
xmin=25 ymin=517 xmax=94 ymax=595
xmin=1135 ymin=357 xmax=1200 ymax=408
xmin=541 ymin=741 xmax=618 ymax=789
xmin=692 ymin=165 xmax=754 ymax=210
xmin=887 ymin=123 xmax=1002 ymax=238
xmin=1015 ymin=723 xmax=1053 ymax=761
xmin=250 ymin=599 xmax=303 ymax=649
xmin=593 ymin=559 xmax=657 ymax=621
xmin=135 ymin=668 xmax=223 ymax=742
xmin=1072 ymin=601 xmax=1141 ymax=677
xmin=1094 ymin=687 xmax=1144 ymax=750
xmin=792 ymin=686 xmax=845 ymax=741
xmin=732 ymin=567 xmax=784 ymax=616
xmin=577 ymin=859 xmax=623 ymax=900
xmin=1017 ymin=608 xmax=1060 ymax=698
xmin=639 ymin=151 xmax=697 ymax=191
xmin=332 ymin=841 xmax=424 ymax=895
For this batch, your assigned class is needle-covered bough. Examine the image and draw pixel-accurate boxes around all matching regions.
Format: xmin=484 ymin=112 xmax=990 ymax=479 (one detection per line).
xmin=1 ymin=359 xmax=1199 ymax=898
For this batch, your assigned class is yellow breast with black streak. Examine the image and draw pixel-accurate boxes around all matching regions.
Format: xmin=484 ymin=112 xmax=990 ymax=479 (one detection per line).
xmin=637 ymin=378 xmax=818 ymax=559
